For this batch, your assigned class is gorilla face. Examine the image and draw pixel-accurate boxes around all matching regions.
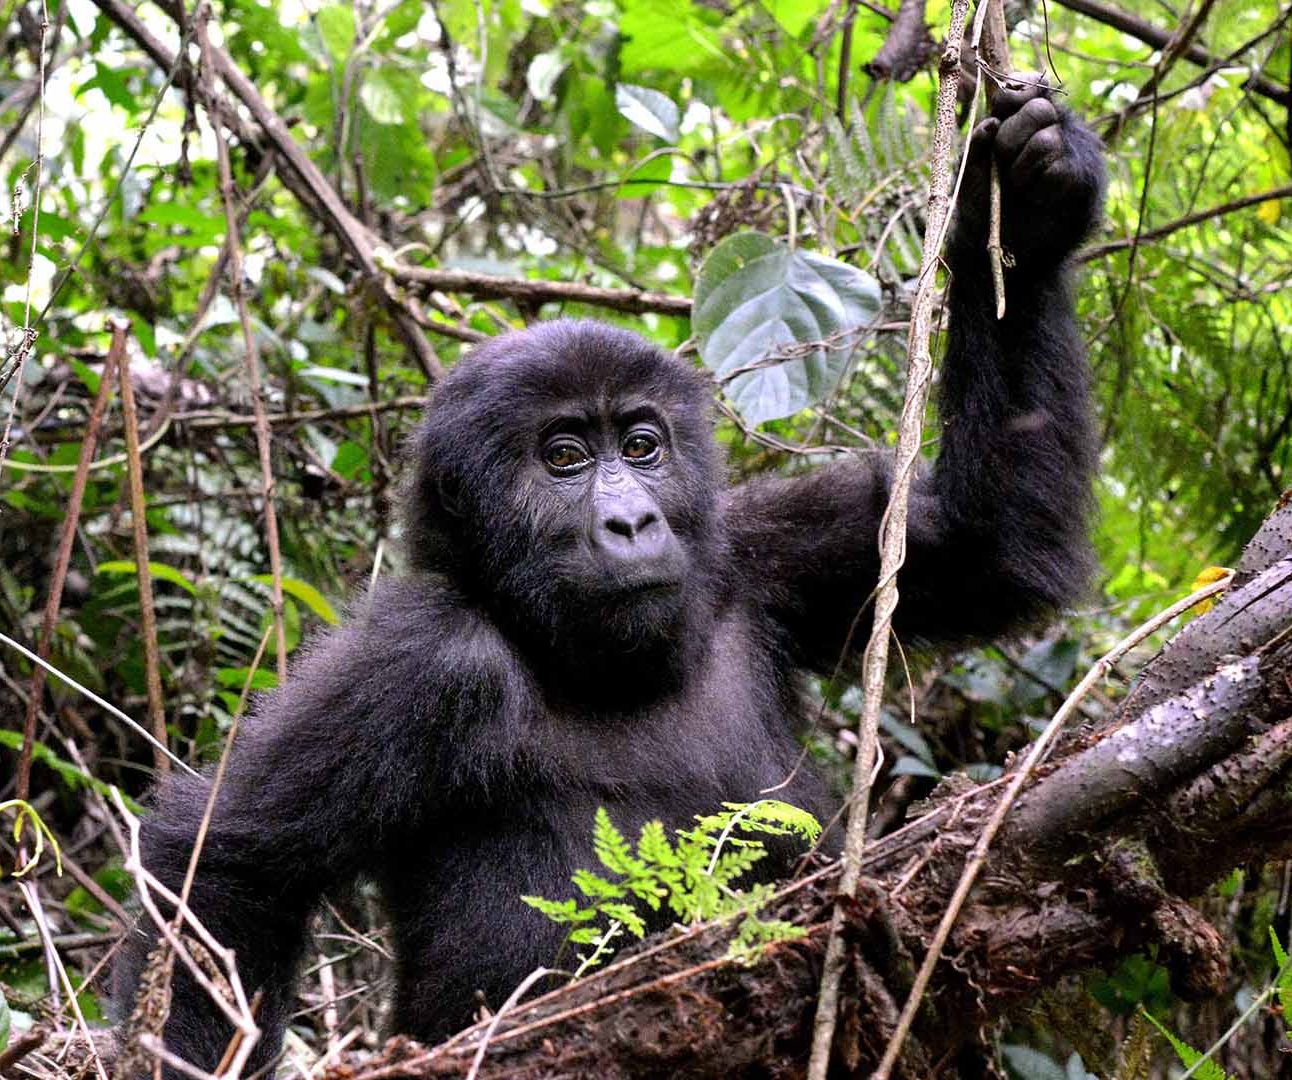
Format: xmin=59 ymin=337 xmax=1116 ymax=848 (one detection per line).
xmin=405 ymin=321 xmax=722 ymax=671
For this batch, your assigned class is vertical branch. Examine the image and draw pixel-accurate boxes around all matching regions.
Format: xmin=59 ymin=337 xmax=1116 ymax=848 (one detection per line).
xmin=196 ymin=3 xmax=288 ymax=683
xmin=17 ymin=326 xmax=122 ymax=802
xmin=971 ymin=0 xmax=1012 ymax=318
xmin=117 ymin=318 xmax=169 ymax=772
xmin=0 ymin=0 xmax=50 ymax=468
xmin=806 ymin=1 xmax=973 ymax=1076
xmin=836 ymin=0 xmax=858 ymax=120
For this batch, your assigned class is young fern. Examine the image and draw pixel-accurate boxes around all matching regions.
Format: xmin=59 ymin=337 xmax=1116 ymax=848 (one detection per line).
xmin=521 ymin=800 xmax=821 ymax=975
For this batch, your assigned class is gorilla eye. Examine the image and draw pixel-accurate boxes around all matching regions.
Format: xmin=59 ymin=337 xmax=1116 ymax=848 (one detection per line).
xmin=543 ymin=441 xmax=590 ymax=472
xmin=623 ymin=431 xmax=662 ymax=464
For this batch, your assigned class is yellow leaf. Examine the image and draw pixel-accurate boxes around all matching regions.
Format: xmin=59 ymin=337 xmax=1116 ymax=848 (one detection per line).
xmin=1191 ymin=565 xmax=1232 ymax=590
xmin=1189 ymin=564 xmax=1233 ymax=614
xmin=1258 ymin=199 xmax=1281 ymax=225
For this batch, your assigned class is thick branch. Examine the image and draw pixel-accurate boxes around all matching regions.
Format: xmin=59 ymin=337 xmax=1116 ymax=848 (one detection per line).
xmin=865 ymin=0 xmax=935 ymax=82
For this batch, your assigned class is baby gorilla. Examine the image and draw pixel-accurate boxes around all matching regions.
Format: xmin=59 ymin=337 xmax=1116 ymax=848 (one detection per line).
xmin=114 ymin=81 xmax=1105 ymax=1076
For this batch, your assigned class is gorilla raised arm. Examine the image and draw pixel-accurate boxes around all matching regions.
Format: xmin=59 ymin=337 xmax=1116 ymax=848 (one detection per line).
xmin=113 ymin=84 xmax=1104 ymax=1076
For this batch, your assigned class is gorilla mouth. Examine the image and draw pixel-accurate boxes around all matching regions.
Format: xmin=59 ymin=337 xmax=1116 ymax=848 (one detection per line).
xmin=614 ymin=579 xmax=682 ymax=599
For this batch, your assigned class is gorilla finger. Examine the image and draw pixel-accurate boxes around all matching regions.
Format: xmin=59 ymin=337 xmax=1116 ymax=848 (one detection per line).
xmin=1010 ymin=126 xmax=1065 ymax=187
xmin=995 ymin=98 xmax=1059 ymax=161
xmin=990 ymin=72 xmax=1051 ymax=120
xmin=968 ymin=116 xmax=1001 ymax=161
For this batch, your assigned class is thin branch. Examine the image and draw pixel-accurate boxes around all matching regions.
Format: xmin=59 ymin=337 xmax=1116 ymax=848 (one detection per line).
xmin=1052 ymin=0 xmax=1290 ymax=106
xmin=1080 ymin=181 xmax=1292 ymax=260
xmin=87 ymin=0 xmax=442 ymax=381
xmin=197 ymin=3 xmax=288 ymax=683
xmin=18 ymin=324 xmax=121 ymax=802
xmin=0 ymin=631 xmax=196 ymax=774
xmin=393 ymin=265 xmax=693 ymax=317
xmin=0 ymin=0 xmax=49 ymax=468
xmin=807 ymin=1 xmax=973 ymax=1075
xmin=116 ymin=318 xmax=169 ymax=771
xmin=175 ymin=395 xmax=428 ymax=429
xmin=1101 ymin=0 xmax=1221 ymax=141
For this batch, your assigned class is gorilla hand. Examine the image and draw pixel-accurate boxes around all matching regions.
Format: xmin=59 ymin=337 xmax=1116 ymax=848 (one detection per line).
xmin=953 ymin=75 xmax=1106 ymax=270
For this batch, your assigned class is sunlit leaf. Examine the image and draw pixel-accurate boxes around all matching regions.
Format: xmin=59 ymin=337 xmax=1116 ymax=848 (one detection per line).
xmin=97 ymin=560 xmax=198 ymax=596
xmin=615 ymin=83 xmax=680 ymax=141
xmin=250 ymin=575 xmax=340 ymax=625
xmin=693 ymin=232 xmax=881 ymax=425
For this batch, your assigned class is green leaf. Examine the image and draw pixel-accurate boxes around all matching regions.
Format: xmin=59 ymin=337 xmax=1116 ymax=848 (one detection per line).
xmin=76 ymin=62 xmax=140 ymax=111
xmin=737 ymin=799 xmax=822 ymax=843
xmin=616 ymin=153 xmax=672 ymax=197
xmin=760 ymin=0 xmax=820 ymax=38
xmin=215 ymin=666 xmax=278 ymax=692
xmin=70 ymin=358 xmax=100 ymax=397
xmin=600 ymin=902 xmax=646 ymax=937
xmin=97 ymin=560 xmax=198 ymax=596
xmin=0 ymin=734 xmax=143 ymax=811
xmin=572 ymin=868 xmax=625 ymax=900
xmin=1010 ymin=638 xmax=1080 ymax=707
xmin=0 ymin=987 xmax=10 ymax=1052
xmin=615 ymin=83 xmax=680 ymax=141
xmin=1270 ymin=929 xmax=1292 ymax=1020
xmin=693 ymin=232 xmax=881 ymax=425
xmin=1271 ymin=926 xmax=1288 ymax=968
xmin=332 ymin=441 xmax=370 ymax=480
xmin=1143 ymin=1010 xmax=1232 ymax=1080
xmin=135 ymin=203 xmax=225 ymax=238
xmin=361 ymin=69 xmax=415 ymax=125
xmin=619 ymin=0 xmax=723 ymax=76
xmin=592 ymin=808 xmax=639 ymax=876
xmin=316 ymin=5 xmax=356 ymax=62
xmin=249 ymin=576 xmax=340 ymax=625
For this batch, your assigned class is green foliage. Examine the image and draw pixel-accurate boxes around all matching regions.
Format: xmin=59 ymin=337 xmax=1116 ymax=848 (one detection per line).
xmin=1268 ymin=928 xmax=1292 ymax=1038
xmin=694 ymin=232 xmax=881 ymax=425
xmin=1142 ymin=1011 xmax=1231 ymax=1080
xmin=2 ymin=0 xmax=1290 ymax=1062
xmin=522 ymin=801 xmax=819 ymax=974
xmin=0 ymin=733 xmax=142 ymax=812
xmin=1140 ymin=931 xmax=1292 ymax=1079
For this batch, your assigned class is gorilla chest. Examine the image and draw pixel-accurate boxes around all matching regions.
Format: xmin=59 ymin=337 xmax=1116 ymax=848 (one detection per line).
xmin=531 ymin=613 xmax=806 ymax=815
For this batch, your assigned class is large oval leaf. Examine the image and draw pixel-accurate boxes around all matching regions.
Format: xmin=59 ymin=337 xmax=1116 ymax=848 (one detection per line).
xmin=614 ymin=83 xmax=680 ymax=142
xmin=694 ymin=232 xmax=881 ymax=426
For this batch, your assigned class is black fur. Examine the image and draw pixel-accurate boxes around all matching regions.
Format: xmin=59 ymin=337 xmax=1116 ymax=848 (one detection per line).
xmin=113 ymin=83 xmax=1105 ymax=1076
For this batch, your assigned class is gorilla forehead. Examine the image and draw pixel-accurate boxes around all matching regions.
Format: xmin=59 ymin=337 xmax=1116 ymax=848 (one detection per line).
xmin=436 ymin=320 xmax=709 ymax=427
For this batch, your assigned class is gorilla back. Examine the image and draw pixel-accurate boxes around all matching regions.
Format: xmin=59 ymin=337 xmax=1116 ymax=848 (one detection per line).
xmin=113 ymin=81 xmax=1105 ymax=1078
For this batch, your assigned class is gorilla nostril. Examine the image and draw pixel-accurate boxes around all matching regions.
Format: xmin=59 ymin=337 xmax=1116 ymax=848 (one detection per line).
xmin=635 ymin=511 xmax=658 ymax=533
xmin=604 ymin=516 xmax=635 ymax=539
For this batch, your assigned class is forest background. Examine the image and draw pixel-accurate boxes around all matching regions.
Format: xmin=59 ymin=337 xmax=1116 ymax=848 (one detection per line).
xmin=1 ymin=0 xmax=1291 ymax=1075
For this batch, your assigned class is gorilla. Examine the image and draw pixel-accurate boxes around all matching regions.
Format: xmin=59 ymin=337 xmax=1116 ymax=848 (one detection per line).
xmin=114 ymin=83 xmax=1105 ymax=1075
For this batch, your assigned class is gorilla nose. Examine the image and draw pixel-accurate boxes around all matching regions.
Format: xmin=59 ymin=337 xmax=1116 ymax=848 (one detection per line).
xmin=597 ymin=509 xmax=669 ymax=558
xmin=603 ymin=509 xmax=658 ymax=539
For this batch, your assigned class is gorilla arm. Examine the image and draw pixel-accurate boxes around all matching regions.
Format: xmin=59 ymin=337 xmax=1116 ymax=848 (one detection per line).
xmin=726 ymin=86 xmax=1106 ymax=668
xmin=112 ymin=582 xmax=444 ymax=1078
